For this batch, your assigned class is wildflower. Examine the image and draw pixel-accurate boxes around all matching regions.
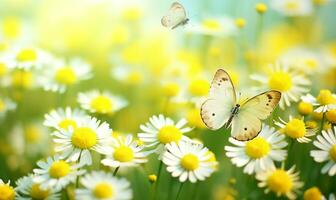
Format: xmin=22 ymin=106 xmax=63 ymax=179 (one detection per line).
xmin=225 ymin=125 xmax=287 ymax=174
xmin=270 ymin=0 xmax=313 ymax=16
xmin=298 ymin=101 xmax=313 ymax=116
xmin=33 ymin=156 xmax=85 ymax=191
xmin=326 ymin=109 xmax=336 ymax=124
xmin=235 ymin=18 xmax=246 ymax=28
xmin=303 ymin=187 xmax=324 ymax=200
xmin=111 ymin=65 xmax=143 ymax=85
xmin=148 ymin=175 xmax=157 ymax=183
xmin=256 ymin=165 xmax=303 ymax=199
xmin=10 ymin=70 xmax=34 ymax=89
xmin=186 ymin=17 xmax=237 ymax=37
xmin=256 ymin=3 xmax=268 ymax=14
xmin=275 ymin=116 xmax=317 ymax=143
xmin=162 ymin=141 xmax=217 ymax=182
xmin=301 ymin=90 xmax=336 ymax=113
xmin=0 ymin=179 xmax=15 ymax=200
xmin=78 ymin=90 xmax=128 ymax=115
xmin=310 ymin=127 xmax=336 ymax=176
xmin=7 ymin=47 xmax=52 ymax=70
xmin=75 ymin=171 xmax=132 ymax=200
xmin=186 ymin=107 xmax=206 ymax=129
xmin=44 ymin=107 xmax=86 ymax=131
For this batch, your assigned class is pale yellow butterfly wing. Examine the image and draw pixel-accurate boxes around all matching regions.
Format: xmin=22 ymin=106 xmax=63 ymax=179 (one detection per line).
xmin=161 ymin=2 xmax=187 ymax=29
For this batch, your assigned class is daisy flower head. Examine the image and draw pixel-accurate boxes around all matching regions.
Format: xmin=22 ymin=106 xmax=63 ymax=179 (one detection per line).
xmin=0 ymin=96 xmax=16 ymax=119
xmin=225 ymin=124 xmax=288 ymax=175
xmin=111 ymin=65 xmax=144 ymax=86
xmin=326 ymin=109 xmax=336 ymax=124
xmin=0 ymin=179 xmax=15 ymax=200
xmin=138 ymin=114 xmax=192 ymax=156
xmin=251 ymin=62 xmax=311 ymax=109
xmin=256 ymin=165 xmax=303 ymax=199
xmin=275 ymin=116 xmax=318 ymax=143
xmin=75 ymin=171 xmax=132 ymax=200
xmin=16 ymin=174 xmax=60 ymax=200
xmin=185 ymin=17 xmax=237 ymax=37
xmin=33 ymin=155 xmax=85 ymax=191
xmin=78 ymin=90 xmax=128 ymax=115
xmin=310 ymin=127 xmax=336 ymax=176
xmin=52 ymin=116 xmax=113 ymax=165
xmin=38 ymin=58 xmax=92 ymax=93
xmin=301 ymin=90 xmax=336 ymax=113
xmin=162 ymin=141 xmax=217 ymax=183
xmin=270 ymin=0 xmax=313 ymax=17
xmin=101 ymin=134 xmax=149 ymax=168
xmin=44 ymin=107 xmax=86 ymax=131
xmin=303 ymin=187 xmax=327 ymax=200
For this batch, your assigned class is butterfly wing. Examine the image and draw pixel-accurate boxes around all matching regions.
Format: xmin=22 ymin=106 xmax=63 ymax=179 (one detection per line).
xmin=201 ymin=69 xmax=236 ymax=130
xmin=231 ymin=90 xmax=281 ymax=141
xmin=161 ymin=2 xmax=187 ymax=29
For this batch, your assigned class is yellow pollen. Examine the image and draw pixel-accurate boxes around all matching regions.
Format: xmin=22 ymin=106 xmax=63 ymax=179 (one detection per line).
xmin=186 ymin=108 xmax=206 ymax=129
xmin=285 ymin=118 xmax=306 ymax=138
xmin=304 ymin=187 xmax=322 ymax=200
xmin=158 ymin=125 xmax=182 ymax=144
xmin=71 ymin=127 xmax=97 ymax=149
xmin=55 ymin=67 xmax=77 ymax=85
xmin=0 ymin=63 xmax=7 ymax=77
xmin=245 ymin=137 xmax=270 ymax=159
xmin=188 ymin=79 xmax=210 ymax=96
xmin=0 ymin=183 xmax=15 ymax=200
xmin=202 ymin=19 xmax=221 ymax=31
xmin=268 ymin=71 xmax=292 ymax=91
xmin=24 ymin=126 xmax=41 ymax=143
xmin=113 ymin=146 xmax=134 ymax=162
xmin=30 ymin=184 xmax=49 ymax=200
xmin=11 ymin=70 xmax=33 ymax=89
xmin=326 ymin=109 xmax=336 ymax=124
xmin=49 ymin=160 xmax=70 ymax=178
xmin=181 ymin=154 xmax=199 ymax=170
xmin=316 ymin=89 xmax=336 ymax=105
xmin=267 ymin=169 xmax=293 ymax=195
xmin=298 ymin=101 xmax=313 ymax=115
xmin=0 ymin=99 xmax=5 ymax=112
xmin=329 ymin=145 xmax=336 ymax=161
xmin=93 ymin=182 xmax=114 ymax=198
xmin=16 ymin=49 xmax=37 ymax=62
xmin=59 ymin=119 xmax=77 ymax=130
xmin=162 ymin=82 xmax=180 ymax=97
xmin=256 ymin=3 xmax=268 ymax=14
xmin=90 ymin=95 xmax=113 ymax=114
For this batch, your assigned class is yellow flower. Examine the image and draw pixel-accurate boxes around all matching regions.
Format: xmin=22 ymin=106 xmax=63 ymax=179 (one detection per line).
xmin=316 ymin=89 xmax=336 ymax=105
xmin=188 ymin=79 xmax=210 ymax=97
xmin=235 ymin=18 xmax=246 ymax=28
xmin=93 ymin=182 xmax=114 ymax=198
xmin=11 ymin=70 xmax=33 ymax=89
xmin=326 ymin=109 xmax=336 ymax=124
xmin=186 ymin=108 xmax=206 ymax=129
xmin=148 ymin=174 xmax=157 ymax=183
xmin=245 ymin=137 xmax=270 ymax=159
xmin=298 ymin=101 xmax=313 ymax=115
xmin=0 ymin=181 xmax=15 ymax=200
xmin=303 ymin=187 xmax=323 ymax=200
xmin=2 ymin=17 xmax=21 ymax=39
xmin=256 ymin=3 xmax=268 ymax=14
xmin=49 ymin=160 xmax=70 ymax=178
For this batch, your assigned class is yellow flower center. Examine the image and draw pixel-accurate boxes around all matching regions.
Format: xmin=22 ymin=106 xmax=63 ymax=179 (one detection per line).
xmin=71 ymin=127 xmax=97 ymax=149
xmin=158 ymin=125 xmax=182 ymax=144
xmin=113 ymin=146 xmax=134 ymax=162
xmin=256 ymin=3 xmax=268 ymax=14
xmin=49 ymin=160 xmax=70 ymax=178
xmin=188 ymin=79 xmax=210 ymax=96
xmin=0 ymin=184 xmax=15 ymax=200
xmin=186 ymin=108 xmax=206 ymax=129
xmin=181 ymin=154 xmax=199 ymax=170
xmin=329 ymin=145 xmax=336 ymax=161
xmin=326 ymin=109 xmax=336 ymax=124
xmin=162 ymin=82 xmax=180 ymax=97
xmin=298 ymin=101 xmax=313 ymax=115
xmin=316 ymin=89 xmax=336 ymax=105
xmin=90 ymin=95 xmax=113 ymax=113
xmin=59 ymin=119 xmax=77 ymax=130
xmin=285 ymin=118 xmax=306 ymax=138
xmin=24 ymin=126 xmax=41 ymax=143
xmin=304 ymin=187 xmax=322 ymax=200
xmin=267 ymin=169 xmax=293 ymax=195
xmin=55 ymin=67 xmax=77 ymax=85
xmin=126 ymin=72 xmax=142 ymax=85
xmin=285 ymin=2 xmax=299 ymax=11
xmin=0 ymin=63 xmax=7 ymax=77
xmin=30 ymin=184 xmax=49 ymax=200
xmin=3 ymin=17 xmax=21 ymax=39
xmin=304 ymin=58 xmax=318 ymax=69
xmin=11 ymin=71 xmax=33 ymax=88
xmin=235 ymin=18 xmax=246 ymax=28
xmin=202 ymin=19 xmax=221 ymax=31
xmin=0 ymin=99 xmax=5 ymax=112
xmin=268 ymin=71 xmax=292 ymax=91
xmin=93 ymin=182 xmax=114 ymax=198
xmin=245 ymin=137 xmax=270 ymax=159
xmin=16 ymin=48 xmax=37 ymax=62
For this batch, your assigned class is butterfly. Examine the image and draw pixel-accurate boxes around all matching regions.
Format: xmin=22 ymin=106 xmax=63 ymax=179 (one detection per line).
xmin=161 ymin=2 xmax=189 ymax=29
xmin=200 ymin=69 xmax=281 ymax=141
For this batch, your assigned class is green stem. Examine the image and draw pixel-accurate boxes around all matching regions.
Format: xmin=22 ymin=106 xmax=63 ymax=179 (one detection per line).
xmin=113 ymin=166 xmax=120 ymax=176
xmin=153 ymin=161 xmax=163 ymax=200
xmin=75 ymin=150 xmax=83 ymax=188
xmin=175 ymin=182 xmax=184 ymax=200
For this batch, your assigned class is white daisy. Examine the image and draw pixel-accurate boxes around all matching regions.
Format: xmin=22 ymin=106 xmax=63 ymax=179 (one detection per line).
xmin=75 ymin=171 xmax=132 ymax=200
xmin=162 ymin=141 xmax=217 ymax=183
xmin=275 ymin=116 xmax=318 ymax=143
xmin=301 ymin=90 xmax=336 ymax=113
xmin=101 ymin=134 xmax=149 ymax=168
xmin=138 ymin=114 xmax=192 ymax=156
xmin=0 ymin=96 xmax=16 ymax=119
xmin=33 ymin=155 xmax=85 ymax=191
xmin=44 ymin=107 xmax=86 ymax=131
xmin=52 ymin=116 xmax=113 ymax=165
xmin=78 ymin=90 xmax=128 ymax=115
xmin=310 ymin=126 xmax=336 ymax=176
xmin=38 ymin=58 xmax=92 ymax=93
xmin=251 ymin=62 xmax=311 ymax=109
xmin=0 ymin=178 xmax=16 ymax=200
xmin=225 ymin=124 xmax=287 ymax=175
xmin=111 ymin=65 xmax=144 ymax=85
xmin=256 ymin=165 xmax=303 ymax=199
xmin=185 ymin=17 xmax=237 ymax=37
xmin=271 ymin=0 xmax=313 ymax=16
xmin=16 ymin=174 xmax=60 ymax=200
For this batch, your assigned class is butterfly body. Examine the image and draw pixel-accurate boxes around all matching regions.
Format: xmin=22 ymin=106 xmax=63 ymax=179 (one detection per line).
xmin=200 ymin=69 xmax=281 ymax=141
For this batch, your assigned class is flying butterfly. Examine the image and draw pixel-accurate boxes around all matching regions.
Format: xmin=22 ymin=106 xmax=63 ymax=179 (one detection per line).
xmin=200 ymin=69 xmax=281 ymax=141
xmin=161 ymin=2 xmax=189 ymax=29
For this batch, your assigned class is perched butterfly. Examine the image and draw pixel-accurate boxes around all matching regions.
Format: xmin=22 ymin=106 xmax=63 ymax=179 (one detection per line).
xmin=161 ymin=2 xmax=189 ymax=29
xmin=200 ymin=69 xmax=281 ymax=141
